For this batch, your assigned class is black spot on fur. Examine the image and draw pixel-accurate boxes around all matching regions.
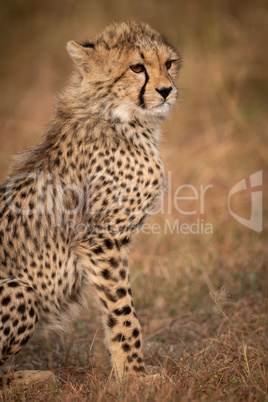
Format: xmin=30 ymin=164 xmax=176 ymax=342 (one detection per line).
xmin=2 ymin=296 xmax=11 ymax=306
xmin=119 ymin=269 xmax=126 ymax=279
xmin=18 ymin=325 xmax=27 ymax=335
xmin=3 ymin=327 xmax=10 ymax=336
xmin=20 ymin=335 xmax=30 ymax=346
xmin=2 ymin=314 xmax=10 ymax=324
xmin=121 ymin=237 xmax=130 ymax=246
xmin=133 ymin=365 xmax=145 ymax=373
xmin=116 ymin=288 xmax=127 ymax=298
xmin=114 ymin=305 xmax=131 ymax=316
xmin=107 ymin=315 xmax=117 ymax=328
xmin=100 ymin=298 xmax=108 ymax=309
xmin=112 ymin=333 xmax=126 ymax=342
xmin=122 ymin=343 xmax=131 ymax=352
xmin=93 ymin=246 xmax=104 ymax=254
xmin=109 ymin=257 xmax=119 ymax=268
xmin=101 ymin=269 xmax=110 ymax=280
xmin=7 ymin=281 xmax=19 ymax=288
xmin=29 ymin=308 xmax=35 ymax=317
xmin=132 ymin=328 xmax=139 ymax=338
xmin=17 ymin=304 xmax=26 ymax=314
xmin=104 ymin=238 xmax=113 ymax=249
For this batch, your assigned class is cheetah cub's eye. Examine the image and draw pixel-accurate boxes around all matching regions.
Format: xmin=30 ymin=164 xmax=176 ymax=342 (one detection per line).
xmin=165 ymin=60 xmax=172 ymax=70
xmin=130 ymin=64 xmax=145 ymax=73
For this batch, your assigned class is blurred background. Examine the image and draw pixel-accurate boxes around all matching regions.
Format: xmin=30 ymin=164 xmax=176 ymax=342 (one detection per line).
xmin=0 ymin=0 xmax=267 ymax=399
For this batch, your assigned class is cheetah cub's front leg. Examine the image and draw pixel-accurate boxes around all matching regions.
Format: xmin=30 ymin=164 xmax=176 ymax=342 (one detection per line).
xmin=84 ymin=245 xmax=145 ymax=378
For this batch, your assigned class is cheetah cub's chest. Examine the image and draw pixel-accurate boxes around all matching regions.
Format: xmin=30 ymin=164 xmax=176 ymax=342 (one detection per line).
xmin=86 ymin=129 xmax=164 ymax=235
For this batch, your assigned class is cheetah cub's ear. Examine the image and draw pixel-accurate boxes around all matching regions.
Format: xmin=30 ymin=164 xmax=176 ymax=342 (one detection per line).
xmin=67 ymin=40 xmax=94 ymax=72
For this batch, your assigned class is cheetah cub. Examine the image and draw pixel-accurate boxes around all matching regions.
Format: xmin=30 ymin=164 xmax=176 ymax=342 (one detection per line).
xmin=0 ymin=21 xmax=180 ymax=384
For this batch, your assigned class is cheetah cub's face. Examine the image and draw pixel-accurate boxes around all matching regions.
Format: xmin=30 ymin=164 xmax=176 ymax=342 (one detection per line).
xmin=67 ymin=22 xmax=181 ymax=121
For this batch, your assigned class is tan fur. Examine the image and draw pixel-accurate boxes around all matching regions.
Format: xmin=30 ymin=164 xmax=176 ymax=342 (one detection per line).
xmin=0 ymin=22 xmax=180 ymax=383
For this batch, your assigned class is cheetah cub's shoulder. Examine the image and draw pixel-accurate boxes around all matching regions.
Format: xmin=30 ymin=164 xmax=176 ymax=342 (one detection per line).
xmin=0 ymin=22 xmax=181 ymax=385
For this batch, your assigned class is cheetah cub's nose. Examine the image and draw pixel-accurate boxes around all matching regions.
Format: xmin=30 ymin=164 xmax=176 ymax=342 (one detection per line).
xmin=155 ymin=86 xmax=172 ymax=99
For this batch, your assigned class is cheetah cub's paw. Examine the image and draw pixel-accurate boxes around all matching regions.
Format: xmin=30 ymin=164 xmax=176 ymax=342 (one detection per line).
xmin=124 ymin=365 xmax=164 ymax=383
xmin=0 ymin=370 xmax=56 ymax=388
xmin=143 ymin=365 xmax=165 ymax=382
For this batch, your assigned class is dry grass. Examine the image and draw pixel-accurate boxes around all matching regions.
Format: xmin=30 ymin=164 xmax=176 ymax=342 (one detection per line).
xmin=0 ymin=1 xmax=267 ymax=400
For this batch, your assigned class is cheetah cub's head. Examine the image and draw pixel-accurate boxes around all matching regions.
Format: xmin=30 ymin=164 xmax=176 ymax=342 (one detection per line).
xmin=67 ymin=22 xmax=181 ymax=121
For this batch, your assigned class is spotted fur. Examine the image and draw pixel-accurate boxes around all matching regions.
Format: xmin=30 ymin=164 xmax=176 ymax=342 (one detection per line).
xmin=0 ymin=21 xmax=180 ymax=382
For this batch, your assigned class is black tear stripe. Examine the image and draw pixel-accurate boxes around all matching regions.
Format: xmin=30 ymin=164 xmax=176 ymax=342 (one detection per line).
xmin=138 ymin=68 xmax=149 ymax=108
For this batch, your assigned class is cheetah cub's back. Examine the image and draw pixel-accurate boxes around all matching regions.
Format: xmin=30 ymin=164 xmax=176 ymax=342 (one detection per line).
xmin=0 ymin=22 xmax=181 ymax=385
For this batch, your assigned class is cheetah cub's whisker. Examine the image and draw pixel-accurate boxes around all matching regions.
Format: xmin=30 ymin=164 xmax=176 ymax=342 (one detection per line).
xmin=0 ymin=21 xmax=181 ymax=383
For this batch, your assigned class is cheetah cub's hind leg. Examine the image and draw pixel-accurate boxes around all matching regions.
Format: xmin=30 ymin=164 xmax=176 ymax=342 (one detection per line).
xmin=0 ymin=278 xmax=54 ymax=387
